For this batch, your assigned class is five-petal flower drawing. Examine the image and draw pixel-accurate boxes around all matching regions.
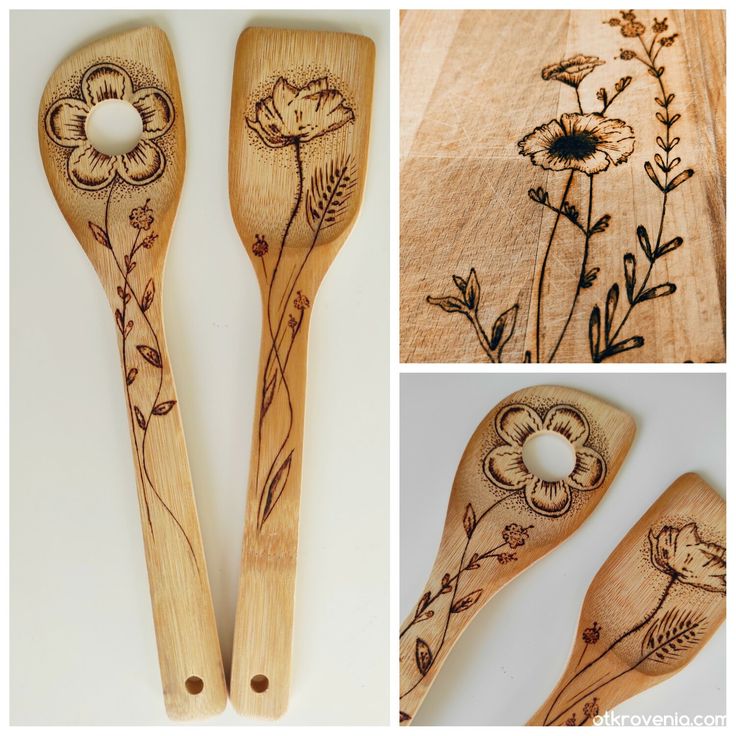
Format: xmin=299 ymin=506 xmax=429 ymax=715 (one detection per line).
xmin=45 ymin=62 xmax=174 ymax=190
xmin=483 ymin=404 xmax=606 ymax=517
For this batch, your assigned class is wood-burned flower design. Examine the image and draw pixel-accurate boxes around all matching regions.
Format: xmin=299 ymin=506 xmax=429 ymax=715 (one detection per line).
xmin=518 ymin=113 xmax=635 ymax=175
xmin=541 ymin=55 xmax=605 ymax=88
xmin=247 ymin=74 xmax=357 ymax=529
xmin=649 ymin=523 xmax=726 ymax=594
xmin=483 ymin=404 xmax=606 ymax=517
xmin=247 ymin=77 xmax=354 ymax=147
xmin=45 ymin=63 xmax=173 ymax=190
xmin=542 ymin=519 xmax=724 ymax=725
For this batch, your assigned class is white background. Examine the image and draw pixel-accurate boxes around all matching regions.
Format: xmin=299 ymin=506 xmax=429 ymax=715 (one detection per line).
xmin=9 ymin=9 xmax=389 ymax=726
xmin=400 ymin=373 xmax=726 ymax=726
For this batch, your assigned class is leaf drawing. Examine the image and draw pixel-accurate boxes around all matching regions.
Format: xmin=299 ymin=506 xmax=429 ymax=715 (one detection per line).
xmin=261 ymin=450 xmax=294 ymax=525
xmin=152 ymin=400 xmax=176 ymax=416
xmin=136 ymin=344 xmax=162 ymax=368
xmin=415 ymin=638 xmax=433 ymax=675
xmin=305 ymin=155 xmax=357 ymax=232
xmin=450 ymin=589 xmax=482 ymax=614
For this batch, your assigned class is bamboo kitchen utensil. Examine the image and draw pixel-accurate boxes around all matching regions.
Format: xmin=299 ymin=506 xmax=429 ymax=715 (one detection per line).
xmin=399 ymin=385 xmax=635 ymax=725
xmin=39 ymin=27 xmax=226 ymax=719
xmin=228 ymin=27 xmax=375 ymax=718
xmin=400 ymin=10 xmax=725 ymax=363
xmin=529 ymin=473 xmax=725 ymax=726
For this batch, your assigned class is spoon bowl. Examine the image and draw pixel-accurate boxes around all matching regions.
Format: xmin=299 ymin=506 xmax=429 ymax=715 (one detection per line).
xmin=399 ymin=385 xmax=635 ymax=725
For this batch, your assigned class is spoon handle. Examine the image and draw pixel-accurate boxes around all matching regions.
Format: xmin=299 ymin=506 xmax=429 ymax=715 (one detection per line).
xmin=230 ymin=303 xmax=314 ymax=718
xmin=112 ymin=296 xmax=226 ymax=719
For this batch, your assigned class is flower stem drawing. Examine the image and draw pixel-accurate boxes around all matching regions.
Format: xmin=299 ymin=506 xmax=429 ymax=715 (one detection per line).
xmin=399 ymin=493 xmax=532 ymax=705
xmin=89 ymin=187 xmax=195 ymax=564
xmin=246 ymin=76 xmax=356 ymax=529
xmin=542 ymin=521 xmax=725 ymax=725
xmin=426 ymin=12 xmax=696 ymax=363
xmin=426 ymin=269 xmax=518 ymax=362
xmin=590 ymin=13 xmax=692 ymax=362
xmin=399 ymin=402 xmax=607 ymax=723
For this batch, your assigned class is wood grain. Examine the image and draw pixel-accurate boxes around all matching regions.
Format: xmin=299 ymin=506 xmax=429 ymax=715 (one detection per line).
xmin=228 ymin=26 xmax=375 ymax=718
xmin=399 ymin=385 xmax=635 ymax=725
xmin=528 ymin=473 xmax=725 ymax=726
xmin=38 ymin=27 xmax=226 ymax=720
xmin=400 ymin=10 xmax=725 ymax=363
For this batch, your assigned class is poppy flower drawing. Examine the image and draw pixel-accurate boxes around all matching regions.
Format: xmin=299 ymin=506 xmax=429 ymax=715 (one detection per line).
xmin=45 ymin=63 xmax=174 ymax=190
xmin=483 ymin=404 xmax=606 ymax=517
xmin=246 ymin=76 xmax=354 ymax=148
xmin=648 ymin=523 xmax=726 ymax=594
xmin=541 ymin=55 xmax=605 ymax=88
xmin=518 ymin=113 xmax=635 ymax=175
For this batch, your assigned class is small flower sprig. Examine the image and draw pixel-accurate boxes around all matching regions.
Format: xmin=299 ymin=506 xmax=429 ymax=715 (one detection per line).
xmin=87 ymin=192 xmax=194 ymax=562
xmin=401 ymin=521 xmax=532 ymax=638
xmin=427 ymin=268 xmax=518 ymax=363
xmin=591 ymin=11 xmax=693 ymax=362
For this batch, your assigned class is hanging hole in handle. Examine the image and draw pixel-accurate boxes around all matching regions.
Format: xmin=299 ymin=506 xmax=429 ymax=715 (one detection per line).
xmin=185 ymin=676 xmax=204 ymax=694
xmin=84 ymin=99 xmax=143 ymax=155
xmin=250 ymin=674 xmax=269 ymax=693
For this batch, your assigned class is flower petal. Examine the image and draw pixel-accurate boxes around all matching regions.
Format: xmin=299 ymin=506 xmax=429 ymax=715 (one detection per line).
xmin=525 ymin=478 xmax=571 ymax=517
xmin=483 ymin=446 xmax=528 ymax=490
xmin=247 ymin=100 xmax=291 ymax=147
xmin=132 ymin=88 xmax=174 ymax=138
xmin=67 ymin=144 xmax=115 ymax=190
xmin=116 ymin=140 xmax=165 ymax=185
xmin=46 ymin=98 xmax=89 ymax=146
xmin=272 ymin=77 xmax=299 ymax=113
xmin=292 ymin=88 xmax=354 ymax=143
xmin=568 ymin=447 xmax=606 ymax=491
xmin=544 ymin=405 xmax=590 ymax=445
xmin=496 ymin=404 xmax=543 ymax=446
xmin=81 ymin=63 xmax=132 ymax=105
xmin=518 ymin=119 xmax=565 ymax=157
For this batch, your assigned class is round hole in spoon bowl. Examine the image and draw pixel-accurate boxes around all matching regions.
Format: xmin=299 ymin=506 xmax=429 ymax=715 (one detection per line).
xmin=84 ymin=99 xmax=143 ymax=155
xmin=522 ymin=431 xmax=576 ymax=481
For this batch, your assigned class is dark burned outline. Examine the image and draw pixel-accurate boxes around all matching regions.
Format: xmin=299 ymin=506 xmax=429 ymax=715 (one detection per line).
xmin=87 ymin=189 xmax=197 ymax=569
xmin=246 ymin=75 xmax=357 ymax=530
xmin=399 ymin=401 xmax=607 ymax=719
xmin=426 ymin=11 xmax=695 ymax=364
xmin=542 ymin=520 xmax=725 ymax=726
xmin=44 ymin=61 xmax=174 ymax=191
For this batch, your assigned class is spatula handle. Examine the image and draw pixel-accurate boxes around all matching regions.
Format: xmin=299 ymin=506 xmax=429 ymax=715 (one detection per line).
xmin=230 ymin=306 xmax=313 ymax=718
xmin=113 ymin=298 xmax=226 ymax=719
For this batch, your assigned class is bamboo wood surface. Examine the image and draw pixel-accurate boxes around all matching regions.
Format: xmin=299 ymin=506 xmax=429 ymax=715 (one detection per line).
xmin=399 ymin=385 xmax=635 ymax=725
xmin=38 ymin=27 xmax=226 ymax=720
xmin=528 ymin=473 xmax=725 ymax=726
xmin=400 ymin=10 xmax=725 ymax=363
xmin=228 ymin=27 xmax=375 ymax=718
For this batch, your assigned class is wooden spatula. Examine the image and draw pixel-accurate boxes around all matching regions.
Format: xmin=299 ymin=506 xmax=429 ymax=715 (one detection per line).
xmin=399 ymin=385 xmax=635 ymax=725
xmin=228 ymin=27 xmax=375 ymax=718
xmin=38 ymin=27 xmax=226 ymax=720
xmin=528 ymin=473 xmax=725 ymax=726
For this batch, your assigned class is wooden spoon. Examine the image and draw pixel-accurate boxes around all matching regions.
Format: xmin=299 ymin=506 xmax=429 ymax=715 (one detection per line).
xmin=38 ymin=27 xmax=226 ymax=719
xmin=399 ymin=385 xmax=635 ymax=725
xmin=228 ymin=27 xmax=375 ymax=718
xmin=528 ymin=473 xmax=725 ymax=726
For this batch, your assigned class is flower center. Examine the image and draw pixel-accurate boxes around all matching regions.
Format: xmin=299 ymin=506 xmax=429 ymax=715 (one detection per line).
xmin=85 ymin=99 xmax=143 ymax=156
xmin=549 ymin=131 xmax=599 ymax=161
xmin=522 ymin=432 xmax=576 ymax=481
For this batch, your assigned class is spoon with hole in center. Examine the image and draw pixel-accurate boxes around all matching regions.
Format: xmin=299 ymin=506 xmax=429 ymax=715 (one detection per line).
xmin=399 ymin=385 xmax=635 ymax=725
xmin=38 ymin=27 xmax=226 ymax=719
xmin=528 ymin=473 xmax=725 ymax=726
xmin=228 ymin=27 xmax=375 ymax=718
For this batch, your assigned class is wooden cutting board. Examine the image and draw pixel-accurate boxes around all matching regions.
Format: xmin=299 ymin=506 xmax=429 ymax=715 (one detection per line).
xmin=400 ymin=10 xmax=724 ymax=363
